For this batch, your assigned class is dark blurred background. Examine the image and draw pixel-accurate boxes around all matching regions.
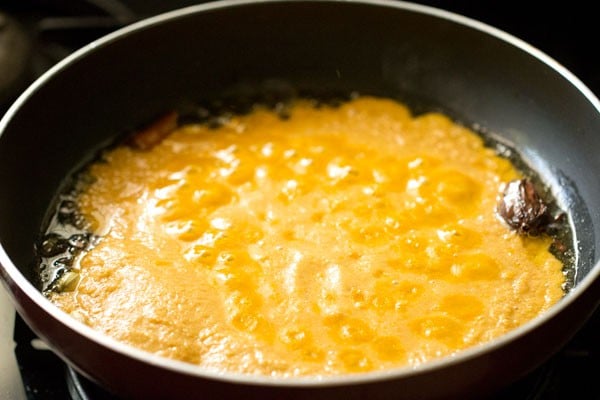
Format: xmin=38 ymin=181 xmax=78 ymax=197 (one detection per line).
xmin=1 ymin=0 xmax=598 ymax=113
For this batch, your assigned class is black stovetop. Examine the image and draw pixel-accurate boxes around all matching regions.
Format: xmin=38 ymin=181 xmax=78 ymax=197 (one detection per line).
xmin=3 ymin=1 xmax=600 ymax=399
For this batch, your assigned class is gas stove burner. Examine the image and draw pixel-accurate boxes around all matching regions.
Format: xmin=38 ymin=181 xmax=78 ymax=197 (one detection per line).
xmin=66 ymin=367 xmax=117 ymax=400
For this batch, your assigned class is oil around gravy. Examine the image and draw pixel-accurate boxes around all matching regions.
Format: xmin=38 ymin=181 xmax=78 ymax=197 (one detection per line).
xmin=38 ymin=97 xmax=574 ymax=376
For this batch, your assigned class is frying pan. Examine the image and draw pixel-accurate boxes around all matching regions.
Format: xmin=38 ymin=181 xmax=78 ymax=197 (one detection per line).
xmin=1 ymin=0 xmax=600 ymax=399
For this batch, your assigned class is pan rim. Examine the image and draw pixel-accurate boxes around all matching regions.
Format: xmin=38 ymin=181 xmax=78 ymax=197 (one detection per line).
xmin=1 ymin=0 xmax=600 ymax=388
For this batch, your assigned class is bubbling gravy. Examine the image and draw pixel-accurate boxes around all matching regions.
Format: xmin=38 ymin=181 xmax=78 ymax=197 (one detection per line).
xmin=39 ymin=96 xmax=569 ymax=376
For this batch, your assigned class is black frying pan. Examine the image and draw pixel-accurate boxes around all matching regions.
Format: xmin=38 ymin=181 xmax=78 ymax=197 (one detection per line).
xmin=1 ymin=1 xmax=600 ymax=399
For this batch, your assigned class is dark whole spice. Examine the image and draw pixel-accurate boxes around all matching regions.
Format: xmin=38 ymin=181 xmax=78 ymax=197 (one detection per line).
xmin=497 ymin=178 xmax=550 ymax=236
xmin=38 ymin=233 xmax=70 ymax=257
xmin=127 ymin=111 xmax=178 ymax=151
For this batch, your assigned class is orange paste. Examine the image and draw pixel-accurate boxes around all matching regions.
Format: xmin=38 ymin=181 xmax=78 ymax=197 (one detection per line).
xmin=50 ymin=96 xmax=564 ymax=376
